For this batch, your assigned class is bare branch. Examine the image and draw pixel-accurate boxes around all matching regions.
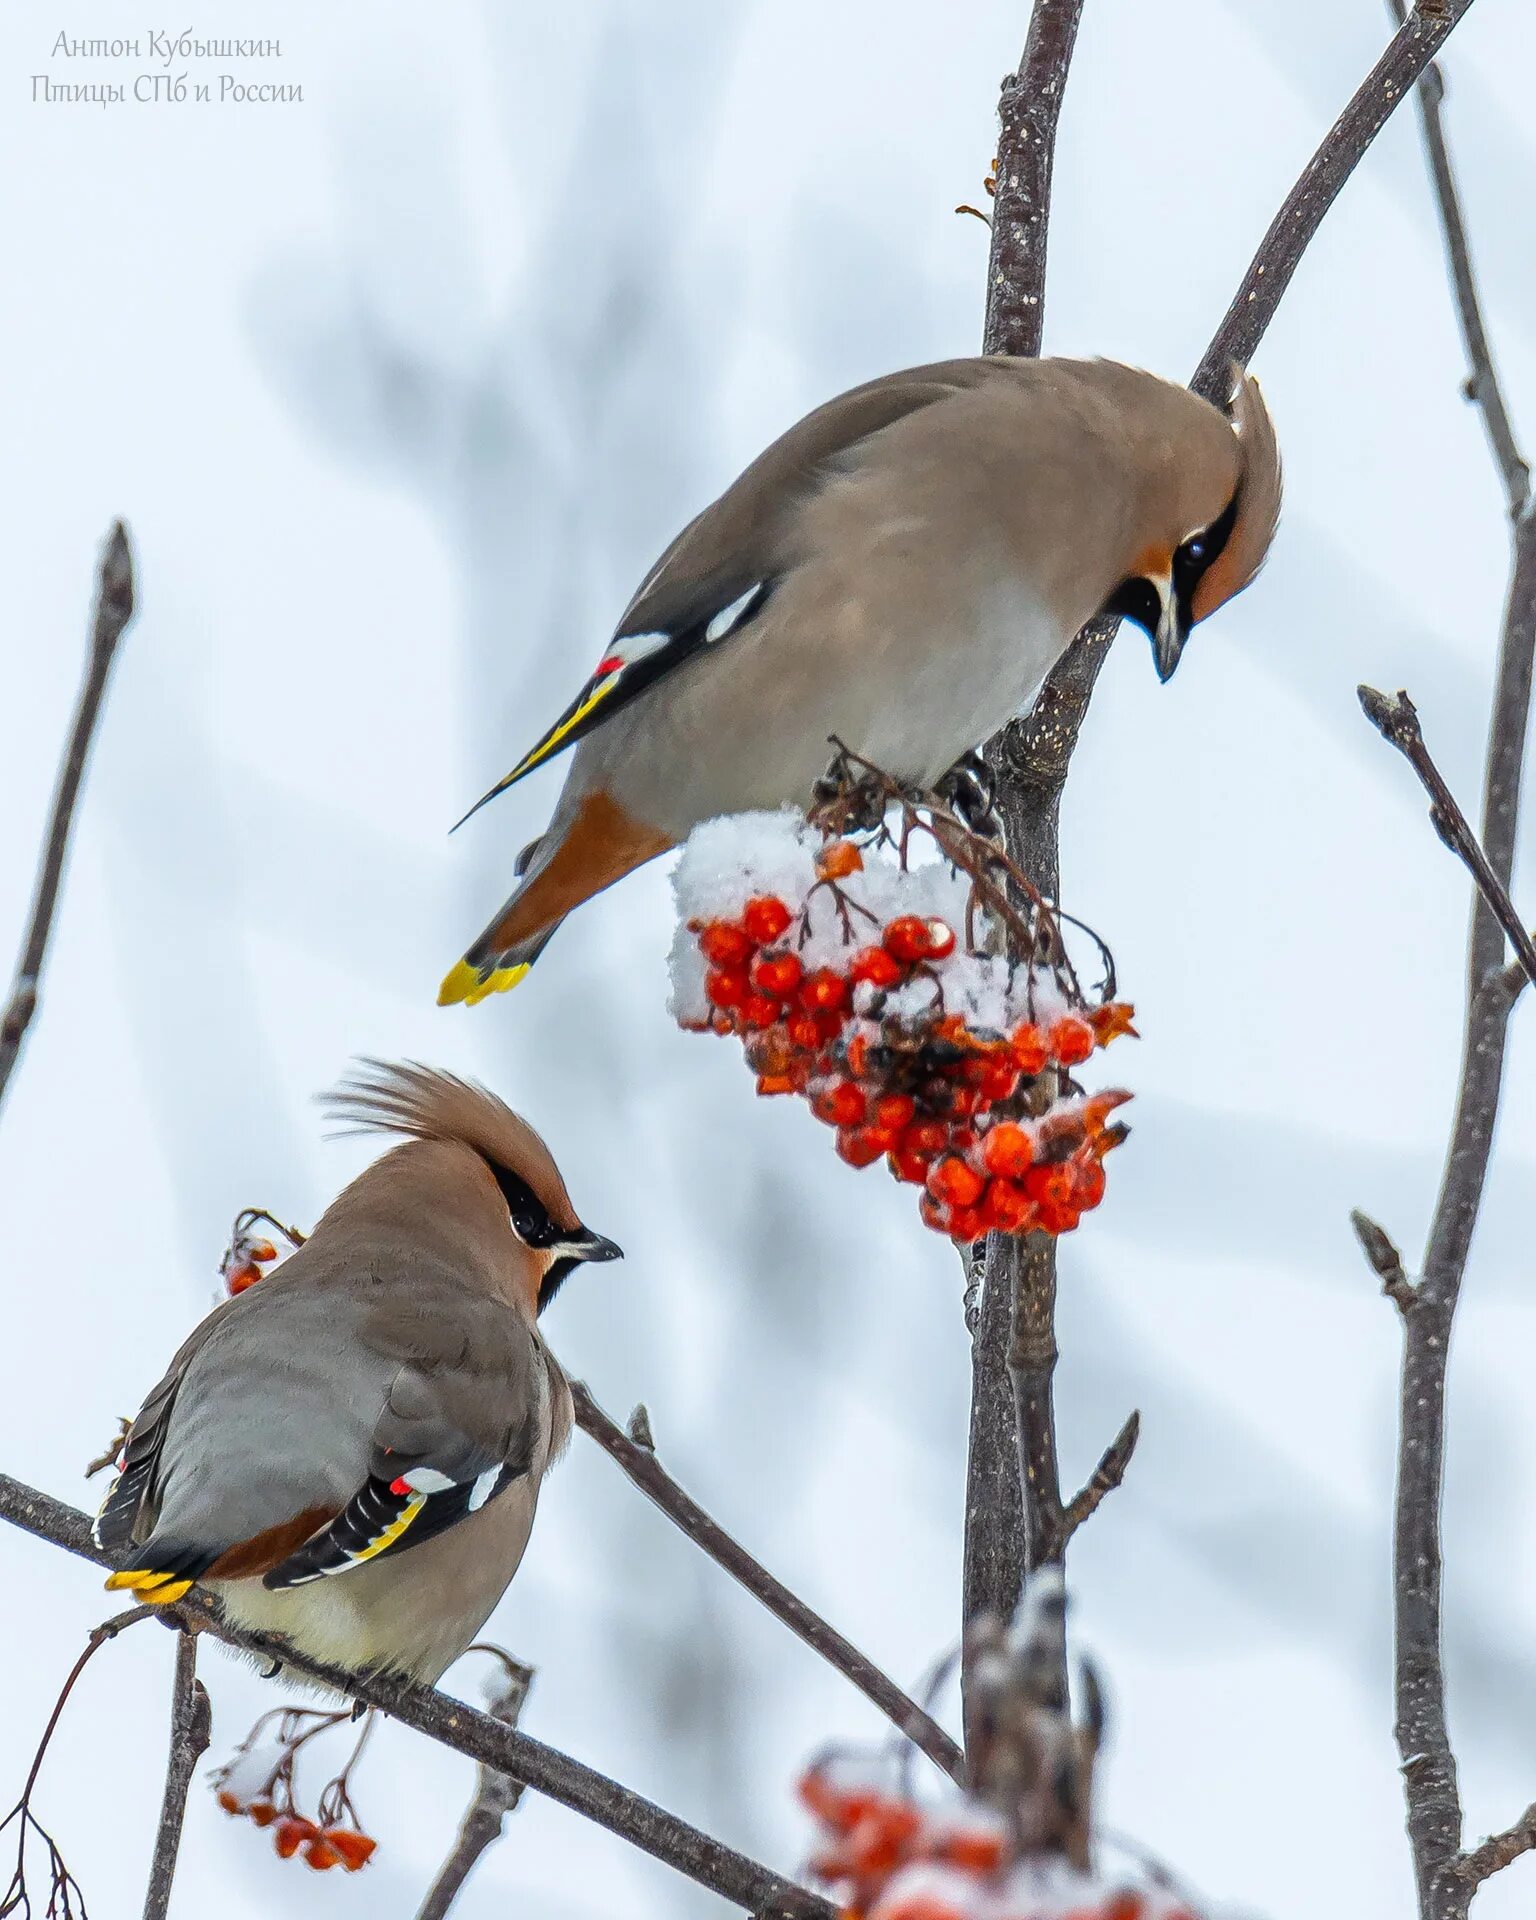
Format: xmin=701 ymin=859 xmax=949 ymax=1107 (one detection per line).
xmin=1385 ymin=0 xmax=1529 ymax=517
xmin=1460 ymin=1805 xmax=1536 ymax=1888
xmin=415 ymin=1652 xmax=533 ymax=1920
xmin=1062 ymin=1410 xmax=1139 ymax=1541
xmin=0 ymin=1473 xmax=835 ymax=1920
xmin=981 ymin=0 xmax=1086 ymax=359
xmin=1349 ymin=1208 xmax=1416 ymax=1312
xmin=1358 ymin=684 xmax=1536 ymax=990
xmin=0 ymin=522 xmax=134 ymax=1117
xmin=141 ymin=1632 xmax=211 ymax=1920
xmin=571 ymin=1384 xmax=965 ymax=1788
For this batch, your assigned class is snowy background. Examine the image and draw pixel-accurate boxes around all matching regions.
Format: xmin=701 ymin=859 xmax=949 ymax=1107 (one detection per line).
xmin=3 ymin=1 xmax=1536 ymax=1915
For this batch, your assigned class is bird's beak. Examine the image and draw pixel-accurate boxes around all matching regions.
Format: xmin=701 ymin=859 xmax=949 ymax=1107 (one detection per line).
xmin=560 ymin=1228 xmax=623 ymax=1264
xmin=1149 ymin=570 xmax=1186 ymax=683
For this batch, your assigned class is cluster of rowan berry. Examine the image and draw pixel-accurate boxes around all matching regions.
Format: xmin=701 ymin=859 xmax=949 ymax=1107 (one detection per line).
xmin=799 ymin=1762 xmax=1197 ymax=1920
xmin=218 ymin=1209 xmax=304 ymax=1296
xmin=214 ymin=1791 xmax=376 ymax=1873
xmin=672 ymin=818 xmax=1134 ymax=1241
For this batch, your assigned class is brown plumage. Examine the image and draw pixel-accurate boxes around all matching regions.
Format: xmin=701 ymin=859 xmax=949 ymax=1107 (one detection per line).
xmin=95 ymin=1063 xmax=621 ymax=1685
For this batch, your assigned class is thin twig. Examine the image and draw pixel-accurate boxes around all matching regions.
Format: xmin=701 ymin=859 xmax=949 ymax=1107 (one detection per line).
xmin=415 ymin=1651 xmax=533 ymax=1920
xmin=1349 ymin=1208 xmax=1417 ymax=1313
xmin=0 ymin=522 xmax=134 ymax=1117
xmin=1385 ymin=0 xmax=1529 ymax=518
xmin=1061 ymin=1411 xmax=1139 ymax=1541
xmin=1459 ymin=1805 xmax=1536 ymax=1888
xmin=1357 ymin=685 xmax=1536 ymax=990
xmin=0 ymin=1473 xmax=835 ymax=1920
xmin=141 ymin=1632 xmax=211 ymax=1920
xmin=571 ymin=1384 xmax=965 ymax=1787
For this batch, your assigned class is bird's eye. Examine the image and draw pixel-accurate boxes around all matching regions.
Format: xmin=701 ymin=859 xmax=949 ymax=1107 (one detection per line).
xmin=1183 ymin=537 xmax=1207 ymax=565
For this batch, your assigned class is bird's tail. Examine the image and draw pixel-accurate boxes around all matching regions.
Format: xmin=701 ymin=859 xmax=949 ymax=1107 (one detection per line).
xmin=439 ymin=788 xmax=673 ymax=1006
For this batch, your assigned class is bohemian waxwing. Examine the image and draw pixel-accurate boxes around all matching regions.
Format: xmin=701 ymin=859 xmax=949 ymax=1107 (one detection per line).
xmin=93 ymin=1063 xmax=620 ymax=1685
xmin=440 ymin=355 xmax=1280 ymax=1005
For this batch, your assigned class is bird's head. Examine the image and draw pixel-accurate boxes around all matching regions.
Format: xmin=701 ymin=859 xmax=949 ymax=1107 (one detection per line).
xmin=1105 ymin=363 xmax=1281 ymax=682
xmin=325 ymin=1060 xmax=622 ymax=1315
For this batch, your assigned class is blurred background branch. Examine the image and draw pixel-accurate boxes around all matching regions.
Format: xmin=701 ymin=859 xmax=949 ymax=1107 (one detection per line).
xmin=0 ymin=521 xmax=132 ymax=1118
xmin=414 ymin=1650 xmax=533 ymax=1920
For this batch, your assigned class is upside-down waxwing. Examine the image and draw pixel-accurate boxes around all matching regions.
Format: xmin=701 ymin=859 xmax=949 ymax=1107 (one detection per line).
xmin=440 ymin=355 xmax=1280 ymax=1006
xmin=94 ymin=1063 xmax=620 ymax=1684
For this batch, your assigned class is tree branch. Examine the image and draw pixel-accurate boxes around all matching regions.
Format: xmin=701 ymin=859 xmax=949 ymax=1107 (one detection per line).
xmin=1385 ymin=0 xmax=1529 ymax=518
xmin=0 ymin=1473 xmax=835 ymax=1920
xmin=141 ymin=1631 xmax=211 ymax=1920
xmin=1061 ymin=1410 xmax=1139 ymax=1541
xmin=415 ymin=1652 xmax=533 ymax=1920
xmin=571 ymin=1384 xmax=965 ymax=1788
xmin=967 ymin=0 xmax=1483 ymax=1684
xmin=1460 ymin=1805 xmax=1536 ymax=1888
xmin=1357 ymin=684 xmax=1536 ymax=989
xmin=0 ymin=521 xmax=134 ymax=1118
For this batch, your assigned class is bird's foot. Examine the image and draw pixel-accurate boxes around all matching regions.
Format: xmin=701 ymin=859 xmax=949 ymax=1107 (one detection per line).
xmin=811 ymin=748 xmax=887 ymax=834
xmin=935 ymin=749 xmax=1002 ymax=842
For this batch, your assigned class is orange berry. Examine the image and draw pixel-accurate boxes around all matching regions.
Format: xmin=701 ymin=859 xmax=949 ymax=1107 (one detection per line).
xmin=751 ymin=951 xmax=803 ymax=998
xmin=756 ymin=1073 xmax=797 ymax=1096
xmin=698 ymin=921 xmax=754 ymax=967
xmin=800 ymin=969 xmax=850 ymax=1013
xmin=247 ymin=1801 xmax=277 ymax=1829
xmin=883 ymin=915 xmax=933 ymax=963
xmin=705 ymin=968 xmax=749 ymax=1011
xmin=876 ymin=1894 xmax=970 ymax=1920
xmin=1036 ymin=1196 xmax=1080 ymax=1235
xmin=849 ymin=945 xmax=903 ymax=988
xmin=741 ymin=992 xmax=780 ymax=1029
xmin=1011 ymin=1023 xmax=1048 ymax=1075
xmin=812 ymin=1081 xmax=867 ymax=1128
xmin=836 ymin=1125 xmax=890 ymax=1169
xmin=743 ymin=896 xmax=793 ymax=943
xmin=815 ymin=839 xmax=864 ymax=880
xmin=983 ymin=1178 xmax=1035 ymax=1234
xmin=216 ymin=1789 xmax=243 ymax=1815
xmin=976 ymin=1059 xmax=1020 ymax=1103
xmin=304 ymin=1836 xmax=340 ymax=1870
xmin=873 ymin=1092 xmax=915 ymax=1130
xmin=922 ymin=1824 xmax=1006 ymax=1872
xmin=919 ymin=1192 xmax=951 ymax=1234
xmin=274 ymin=1817 xmax=311 ymax=1860
xmin=786 ymin=1012 xmax=822 ymax=1051
xmin=1100 ymin=1893 xmax=1147 ymax=1920
xmin=324 ymin=1830 xmax=377 ymax=1871
xmin=1070 ymin=1156 xmax=1107 ymax=1210
xmin=1049 ymin=1015 xmax=1096 ymax=1066
xmin=225 ymin=1264 xmax=261 ymax=1295
xmin=1023 ymin=1162 xmax=1073 ymax=1207
xmin=1083 ymin=1088 xmax=1133 ymax=1133
xmin=981 ymin=1122 xmax=1033 ymax=1178
xmin=927 ymin=1156 xmax=984 ymax=1208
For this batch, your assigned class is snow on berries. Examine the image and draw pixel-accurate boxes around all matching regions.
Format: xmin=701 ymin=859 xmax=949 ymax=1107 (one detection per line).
xmin=670 ymin=790 xmax=1135 ymax=1241
xmin=210 ymin=1704 xmax=376 ymax=1874
xmin=797 ymin=1752 xmax=1198 ymax=1920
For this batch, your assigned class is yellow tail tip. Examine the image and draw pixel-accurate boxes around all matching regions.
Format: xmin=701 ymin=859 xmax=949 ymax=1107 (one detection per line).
xmin=437 ymin=958 xmax=531 ymax=1007
xmin=105 ymin=1569 xmax=195 ymax=1604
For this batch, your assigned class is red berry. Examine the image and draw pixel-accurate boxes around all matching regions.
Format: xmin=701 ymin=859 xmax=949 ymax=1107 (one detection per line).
xmin=928 ymin=1155 xmax=984 ymax=1208
xmin=976 ymin=1060 xmax=1021 ymax=1103
xmin=325 ymin=1830 xmax=377 ymax=1871
xmin=983 ymin=1178 xmax=1035 ymax=1234
xmin=1036 ymin=1196 xmax=1080 ymax=1235
xmin=1023 ymin=1162 xmax=1074 ymax=1207
xmin=246 ymin=1238 xmax=278 ymax=1264
xmin=901 ymin=1118 xmax=948 ymax=1159
xmin=800 ymin=969 xmax=850 ymax=1013
xmin=889 ymin=1148 xmax=933 ymax=1184
xmin=923 ymin=917 xmax=956 ymax=959
xmin=849 ymin=946 xmax=904 ymax=988
xmin=1049 ymin=1014 xmax=1096 ymax=1066
xmin=274 ymin=1817 xmax=311 ymax=1860
xmin=225 ymin=1263 xmax=261 ymax=1294
xmin=740 ymin=992 xmax=780 ymax=1029
xmin=947 ymin=1203 xmax=986 ymax=1243
xmin=756 ymin=1073 xmax=796 ymax=1096
xmin=698 ymin=920 xmax=754 ymax=967
xmin=751 ymin=951 xmax=803 ymax=998
xmin=743 ymin=896 xmax=793 ymax=943
xmin=945 ymin=1086 xmax=982 ymax=1119
xmin=1012 ymin=1023 xmax=1048 ymax=1075
xmin=982 ymin=1122 xmax=1034 ymax=1178
xmin=705 ymin=968 xmax=749 ymax=1011
xmin=1070 ymin=1156 xmax=1107 ymax=1209
xmin=248 ymin=1801 xmax=277 ymax=1829
xmin=812 ymin=1081 xmax=867 ymax=1128
xmin=883 ymin=915 xmax=933 ymax=963
xmin=919 ymin=1192 xmax=951 ymax=1234
xmin=216 ymin=1789 xmax=243 ymax=1815
xmin=923 ymin=1824 xmax=1006 ymax=1873
xmin=1100 ymin=1893 xmax=1146 ymax=1920
xmin=837 ymin=1125 xmax=890 ymax=1168
xmin=873 ymin=1092 xmax=915 ymax=1130
xmin=304 ymin=1836 xmax=340 ymax=1871
xmin=813 ymin=1007 xmax=847 ymax=1043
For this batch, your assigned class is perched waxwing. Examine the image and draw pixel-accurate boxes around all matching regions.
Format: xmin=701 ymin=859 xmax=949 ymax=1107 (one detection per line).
xmin=441 ymin=355 xmax=1280 ymax=1005
xmin=93 ymin=1063 xmax=620 ymax=1684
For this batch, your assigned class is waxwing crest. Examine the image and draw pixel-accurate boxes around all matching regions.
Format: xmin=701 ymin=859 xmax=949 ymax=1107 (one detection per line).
xmin=325 ymin=1059 xmax=582 ymax=1234
xmin=1191 ymin=362 xmax=1282 ymax=624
